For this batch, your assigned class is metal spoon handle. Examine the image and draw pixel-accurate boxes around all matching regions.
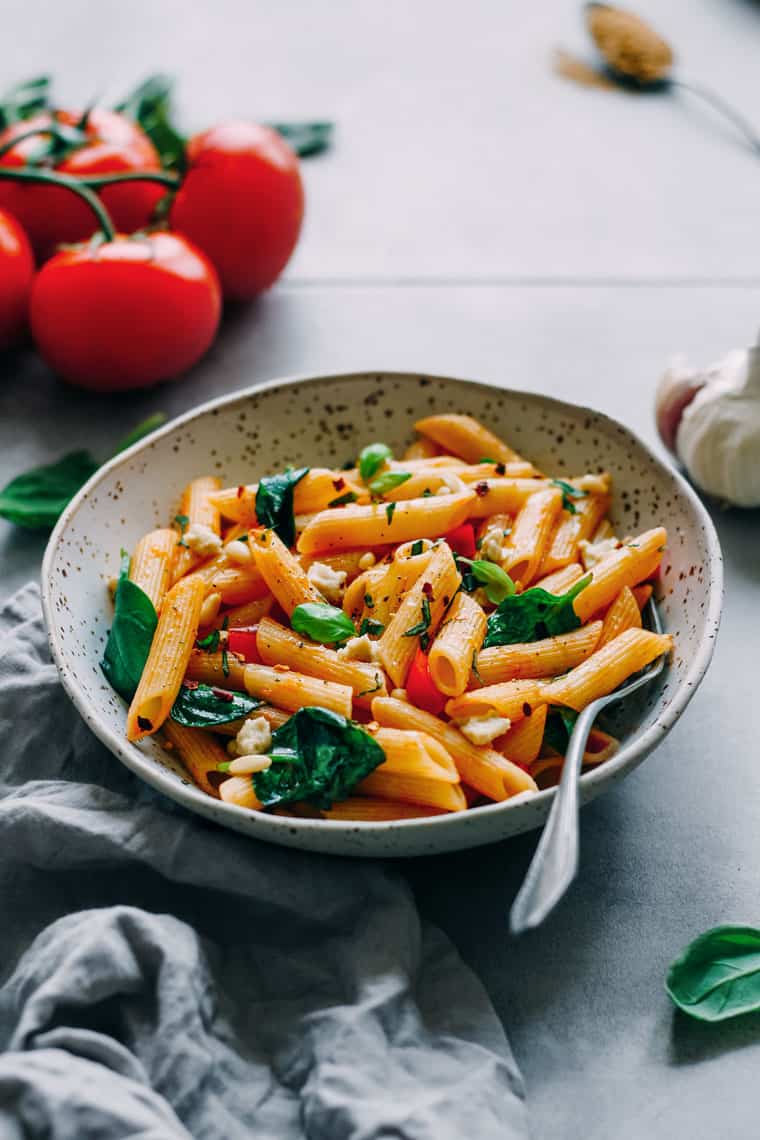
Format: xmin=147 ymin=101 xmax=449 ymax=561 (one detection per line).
xmin=509 ymin=699 xmax=601 ymax=934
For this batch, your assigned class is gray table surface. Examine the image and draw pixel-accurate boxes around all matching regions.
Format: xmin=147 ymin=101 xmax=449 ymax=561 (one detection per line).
xmin=2 ymin=2 xmax=760 ymax=1137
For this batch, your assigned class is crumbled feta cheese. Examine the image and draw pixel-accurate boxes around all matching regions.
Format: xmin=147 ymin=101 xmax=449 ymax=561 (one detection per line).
xmin=578 ymin=536 xmax=619 ymax=570
xmin=185 ymin=522 xmax=223 ymax=557
xmin=458 ymin=714 xmax=512 ymax=746
xmin=233 ymin=716 xmax=272 ymax=757
xmin=479 ymin=524 xmax=508 ymax=564
xmin=307 ymin=561 xmax=347 ymax=602
xmin=337 ymin=634 xmax=382 ymax=663
xmin=225 ymin=539 xmax=252 ymax=565
xmin=358 ymin=552 xmax=376 ymax=570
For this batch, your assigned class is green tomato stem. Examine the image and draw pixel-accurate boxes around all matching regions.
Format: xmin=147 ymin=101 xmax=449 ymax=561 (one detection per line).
xmin=79 ymin=170 xmax=181 ymax=190
xmin=0 ymin=124 xmax=52 ymax=161
xmin=0 ymin=165 xmax=116 ymax=241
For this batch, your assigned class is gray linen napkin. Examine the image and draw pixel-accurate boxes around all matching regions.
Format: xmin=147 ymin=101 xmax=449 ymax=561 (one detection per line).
xmin=0 ymin=583 xmax=528 ymax=1139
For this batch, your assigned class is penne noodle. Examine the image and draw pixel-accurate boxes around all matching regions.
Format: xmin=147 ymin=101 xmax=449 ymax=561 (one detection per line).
xmin=187 ymin=552 xmax=268 ymax=605
xmin=445 ymin=679 xmax=544 ymax=723
xmin=538 ymin=491 xmax=612 ymax=576
xmin=213 ymin=704 xmax=291 ymax=736
xmin=598 ymin=586 xmax=642 ymax=648
xmin=299 ymin=549 xmax=383 ymax=583
xmin=185 ymin=649 xmax=247 ymax=692
xmin=476 ymin=621 xmax=603 ymax=684
xmin=501 ymin=486 xmax=563 ymax=587
xmin=296 ymin=489 xmax=476 ymax=554
xmin=130 ymin=528 xmax=176 ymax=611
xmin=495 ymin=704 xmax=548 ymax=768
xmin=369 ymin=727 xmax=459 ymax=779
xmin=573 ymin=527 xmax=667 ymax=622
xmin=428 ymin=591 xmax=487 ymax=696
xmin=256 ymin=617 xmax=387 ymax=708
xmin=378 ymin=541 xmax=461 ymax=688
xmin=632 ymin=583 xmax=653 ymax=610
xmin=532 ymin=562 xmax=585 ymax=595
xmin=457 ymin=461 xmax=539 ymax=481
xmin=358 ymin=547 xmax=434 ymax=628
xmin=464 ymin=477 xmax=551 ymax=519
xmin=173 ymin=476 xmax=222 ymax=582
xmin=127 ymin=575 xmax=206 ymax=741
xmin=371 ymin=696 xmax=537 ymax=800
xmin=414 ymin=413 xmax=525 ymax=465
xmin=161 ymin=720 xmax=227 ymax=798
xmin=542 ymin=627 xmax=672 ymax=711
xmin=243 ymin=663 xmax=353 ymax=717
xmin=322 ymin=797 xmax=448 ymax=821
xmin=250 ymin=527 xmax=324 ymax=614
xmin=356 ymin=770 xmax=467 ymax=811
xmin=210 ymin=469 xmax=361 ymax=524
xmin=213 ymin=595 xmax=274 ymax=630
xmin=402 ymin=436 xmax=443 ymax=460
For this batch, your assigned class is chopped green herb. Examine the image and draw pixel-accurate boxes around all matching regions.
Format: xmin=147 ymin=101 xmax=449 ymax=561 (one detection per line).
xmin=471 ymin=649 xmax=483 ymax=685
xmin=385 ymin=501 xmax=397 ymax=525
xmin=171 ymin=682 xmax=261 ymax=728
xmin=422 ymin=488 xmax=433 ymax=498
xmin=174 ymin=513 xmax=190 ymax=547
xmin=483 ymin=574 xmax=591 ymax=648
xmin=196 ymin=629 xmax=221 ymax=653
xmin=364 ymin=593 xmax=375 ymax=609
xmin=291 ymin=602 xmax=356 ymax=645
xmin=255 ymin=466 xmax=309 ymax=546
xmin=357 ymin=674 xmax=384 ymax=698
xmin=403 ymin=596 xmax=432 ymax=645
xmin=328 ymin=490 xmax=358 ymax=507
xmin=359 ymin=617 xmax=385 ymax=636
xmin=459 ymin=559 xmax=516 ymax=604
xmin=551 ymin=478 xmax=588 ymax=515
xmin=410 ymin=540 xmax=424 ymax=556
xmin=221 ymin=646 xmax=230 ymax=677
xmin=217 ymin=760 xmax=231 ymax=773
xmin=358 ymin=442 xmax=393 ymax=482
xmin=478 ymin=456 xmax=497 ymax=464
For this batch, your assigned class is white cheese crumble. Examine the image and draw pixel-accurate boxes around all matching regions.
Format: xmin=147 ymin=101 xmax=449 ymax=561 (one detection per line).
xmin=579 ymin=537 xmax=619 ymax=571
xmin=458 ymin=714 xmax=511 ymax=746
xmin=232 ymin=715 xmax=272 ymax=757
xmin=479 ymin=524 xmax=509 ymax=564
xmin=307 ymin=561 xmax=347 ymax=602
xmin=337 ymin=634 xmax=382 ymax=663
xmin=184 ymin=522 xmax=223 ymax=557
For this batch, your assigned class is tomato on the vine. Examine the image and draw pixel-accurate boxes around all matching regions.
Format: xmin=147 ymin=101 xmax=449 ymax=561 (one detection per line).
xmin=0 ymin=109 xmax=165 ymax=260
xmin=170 ymin=122 xmax=304 ymax=299
xmin=29 ymin=232 xmax=221 ymax=391
xmin=0 ymin=208 xmax=34 ymax=349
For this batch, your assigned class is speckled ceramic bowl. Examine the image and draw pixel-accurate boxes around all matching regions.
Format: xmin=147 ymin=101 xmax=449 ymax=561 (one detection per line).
xmin=42 ymin=372 xmax=722 ymax=857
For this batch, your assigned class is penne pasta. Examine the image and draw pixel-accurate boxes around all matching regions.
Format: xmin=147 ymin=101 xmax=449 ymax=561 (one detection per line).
xmin=501 ymin=486 xmax=563 ymax=587
xmin=476 ymin=621 xmax=603 ymax=684
xmin=250 ymin=527 xmax=324 ymax=614
xmin=213 ymin=704 xmax=291 ymax=736
xmin=495 ymin=704 xmax=548 ymax=768
xmin=538 ymin=491 xmax=612 ymax=576
xmin=573 ymin=527 xmax=667 ymax=622
xmin=212 ymin=595 xmax=274 ymax=630
xmin=185 ymin=649 xmax=247 ymax=692
xmin=428 ymin=591 xmax=487 ymax=696
xmin=162 ymin=720 xmax=227 ymax=797
xmin=243 ymin=663 xmax=353 ymax=717
xmin=210 ymin=469 xmax=362 ymax=523
xmin=322 ymin=797 xmax=448 ymax=821
xmin=356 ymin=770 xmax=467 ymax=811
xmin=532 ymin=562 xmax=585 ymax=595
xmin=445 ymin=679 xmax=544 ymax=723
xmin=296 ymin=489 xmax=476 ymax=554
xmin=130 ymin=528 xmax=176 ymax=611
xmin=173 ymin=476 xmax=222 ymax=582
xmin=542 ymin=627 xmax=672 ymax=711
xmin=464 ymin=477 xmax=551 ymax=520
xmin=598 ymin=586 xmax=642 ymax=648
xmin=414 ymin=413 xmax=525 ymax=465
xmin=368 ymin=727 xmax=459 ymax=779
xmin=402 ymin=436 xmax=443 ymax=460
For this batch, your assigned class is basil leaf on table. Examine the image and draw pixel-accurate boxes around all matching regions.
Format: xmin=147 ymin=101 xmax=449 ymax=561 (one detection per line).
xmin=666 ymin=926 xmax=760 ymax=1022
xmin=0 ymin=74 xmax=51 ymax=128
xmin=550 ymin=478 xmax=588 ymax=516
xmin=265 ymin=121 xmax=334 ymax=158
xmin=291 ymin=602 xmax=355 ymax=645
xmin=171 ymin=682 xmax=261 ymax=728
xmin=253 ymin=707 xmax=385 ymax=809
xmin=358 ymin=442 xmax=393 ymax=482
xmin=100 ymin=552 xmax=158 ymax=700
xmin=483 ymin=573 xmax=591 ymax=648
xmin=460 ymin=559 xmax=515 ymax=604
xmin=255 ymin=467 xmax=309 ymax=547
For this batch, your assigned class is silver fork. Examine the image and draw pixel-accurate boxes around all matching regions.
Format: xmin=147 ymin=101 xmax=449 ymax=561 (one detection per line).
xmin=509 ymin=600 xmax=667 ymax=935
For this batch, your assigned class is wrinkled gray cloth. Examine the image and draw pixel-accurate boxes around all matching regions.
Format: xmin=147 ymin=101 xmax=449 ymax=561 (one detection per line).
xmin=0 ymin=584 xmax=529 ymax=1139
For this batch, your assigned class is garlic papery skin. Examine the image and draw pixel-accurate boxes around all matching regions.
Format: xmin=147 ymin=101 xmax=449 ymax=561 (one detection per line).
xmin=674 ymin=347 xmax=760 ymax=508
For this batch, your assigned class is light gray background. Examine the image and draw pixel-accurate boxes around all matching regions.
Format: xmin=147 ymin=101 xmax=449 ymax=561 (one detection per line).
xmin=1 ymin=2 xmax=760 ymax=1137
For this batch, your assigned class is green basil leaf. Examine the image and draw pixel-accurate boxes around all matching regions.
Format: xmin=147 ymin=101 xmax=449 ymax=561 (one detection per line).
xmin=115 ymin=73 xmax=186 ymax=171
xmin=328 ymin=490 xmax=358 ymax=507
xmin=100 ymin=553 xmax=158 ymax=700
xmin=196 ymin=629 xmax=221 ymax=652
xmin=0 ymin=74 xmax=51 ymax=128
xmin=483 ymin=573 xmax=591 ymax=648
xmin=542 ymin=707 xmax=579 ymax=753
xmin=403 ymin=596 xmax=432 ymax=650
xmin=267 ymin=121 xmax=334 ymax=158
xmin=666 ymin=926 xmax=760 ymax=1022
xmin=461 ymin=559 xmax=516 ymax=604
xmin=114 ymin=412 xmax=167 ymax=454
xmin=358 ymin=442 xmax=393 ymax=482
xmin=385 ymin=501 xmax=397 ymax=525
xmin=369 ymin=471 xmax=411 ymax=497
xmin=171 ymin=682 xmax=261 ymax=728
xmin=255 ymin=467 xmax=309 ymax=547
xmin=0 ymin=451 xmax=99 ymax=530
xmin=550 ymin=478 xmax=588 ymax=515
xmin=291 ymin=602 xmax=355 ymax=645
xmin=253 ymin=706 xmax=385 ymax=809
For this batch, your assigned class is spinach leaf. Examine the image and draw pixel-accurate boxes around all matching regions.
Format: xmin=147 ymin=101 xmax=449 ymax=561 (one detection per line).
xmin=483 ymin=573 xmax=591 ymax=648
xmin=101 ymin=551 xmax=158 ymax=700
xmin=255 ymin=467 xmax=309 ymax=546
xmin=266 ymin=121 xmax=334 ymax=157
xmin=459 ymin=559 xmax=515 ymax=604
xmin=369 ymin=471 xmax=411 ymax=497
xmin=551 ymin=478 xmax=587 ymax=515
xmin=0 ymin=452 xmax=99 ymax=529
xmin=358 ymin=442 xmax=392 ymax=482
xmin=291 ymin=603 xmax=355 ymax=645
xmin=253 ymin=707 xmax=385 ymax=809
xmin=542 ymin=708 xmax=579 ymax=753
xmin=171 ymin=682 xmax=261 ymax=728
xmin=666 ymin=926 xmax=760 ymax=1022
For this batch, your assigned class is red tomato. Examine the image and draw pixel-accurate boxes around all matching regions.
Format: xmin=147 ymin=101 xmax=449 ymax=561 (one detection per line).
xmin=227 ymin=627 xmax=262 ymax=663
xmin=442 ymin=522 xmax=476 ymax=559
xmin=406 ymin=647 xmax=446 ymax=716
xmin=29 ymin=232 xmax=221 ymax=391
xmin=169 ymin=122 xmax=304 ymax=299
xmin=0 ymin=208 xmax=34 ymax=349
xmin=0 ymin=109 xmax=164 ymax=261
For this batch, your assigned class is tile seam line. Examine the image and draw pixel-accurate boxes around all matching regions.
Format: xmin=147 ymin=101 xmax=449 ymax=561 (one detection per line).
xmin=279 ymin=275 xmax=760 ymax=289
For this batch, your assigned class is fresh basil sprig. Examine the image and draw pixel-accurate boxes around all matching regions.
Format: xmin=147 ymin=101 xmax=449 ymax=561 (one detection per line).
xmin=483 ymin=573 xmax=591 ymax=648
xmin=266 ymin=121 xmax=334 ymax=158
xmin=291 ymin=602 xmax=355 ymax=645
xmin=252 ymin=706 xmax=385 ymax=809
xmin=551 ymin=478 xmax=588 ymax=515
xmin=0 ymin=413 xmax=166 ymax=531
xmin=666 ymin=926 xmax=760 ymax=1022
xmin=358 ymin=442 xmax=393 ymax=482
xmin=171 ymin=682 xmax=261 ymax=728
xmin=255 ymin=467 xmax=308 ymax=547
xmin=100 ymin=551 xmax=158 ymax=700
xmin=459 ymin=559 xmax=515 ymax=604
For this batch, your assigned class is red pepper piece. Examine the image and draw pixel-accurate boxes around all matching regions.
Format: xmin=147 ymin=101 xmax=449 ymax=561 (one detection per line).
xmin=442 ymin=522 xmax=476 ymax=559
xmin=406 ymin=647 xmax=447 ymax=716
xmin=227 ymin=627 xmax=262 ymax=663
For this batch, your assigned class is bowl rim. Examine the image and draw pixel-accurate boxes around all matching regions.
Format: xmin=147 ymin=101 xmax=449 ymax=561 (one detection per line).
xmin=41 ymin=369 xmax=724 ymax=841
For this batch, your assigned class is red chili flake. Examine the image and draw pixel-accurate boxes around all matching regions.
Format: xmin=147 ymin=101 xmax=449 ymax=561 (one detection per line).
xmin=475 ymin=481 xmax=490 ymax=497
xmin=236 ymin=485 xmax=245 ymax=499
xmin=211 ymin=688 xmax=234 ymax=702
xmin=137 ymin=716 xmax=153 ymax=731
xmin=495 ymin=463 xmax=506 ymax=476
xmin=332 ymin=476 xmax=346 ymax=491
xmin=421 ymin=581 xmax=433 ymax=596
xmin=182 ymin=680 xmax=200 ymax=691
xmin=442 ymin=595 xmax=450 ymax=606
xmin=522 ymin=702 xmax=532 ymax=717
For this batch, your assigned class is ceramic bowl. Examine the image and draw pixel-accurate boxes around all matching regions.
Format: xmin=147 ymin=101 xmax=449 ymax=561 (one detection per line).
xmin=42 ymin=372 xmax=723 ymax=857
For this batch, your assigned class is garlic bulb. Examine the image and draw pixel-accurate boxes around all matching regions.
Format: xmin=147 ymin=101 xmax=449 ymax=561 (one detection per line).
xmin=656 ymin=347 xmax=760 ymax=507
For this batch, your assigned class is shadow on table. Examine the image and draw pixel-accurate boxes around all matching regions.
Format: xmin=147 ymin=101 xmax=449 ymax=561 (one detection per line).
xmin=668 ymin=1006 xmax=760 ymax=1066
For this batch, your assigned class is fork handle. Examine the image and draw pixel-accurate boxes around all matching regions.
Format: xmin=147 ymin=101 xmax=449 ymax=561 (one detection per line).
xmin=509 ymin=699 xmax=601 ymax=934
